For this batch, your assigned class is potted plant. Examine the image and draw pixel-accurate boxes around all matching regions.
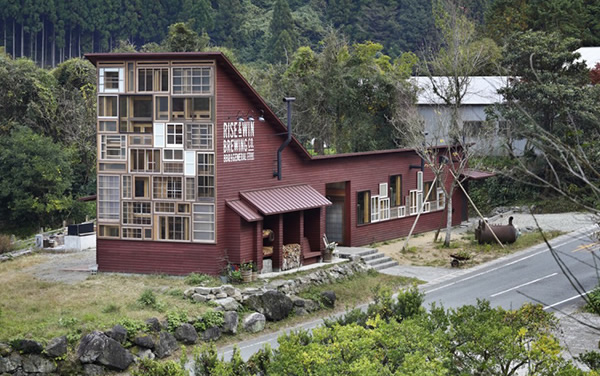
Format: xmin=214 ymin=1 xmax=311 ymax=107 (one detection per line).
xmin=251 ymin=262 xmax=259 ymax=281
xmin=240 ymin=262 xmax=253 ymax=283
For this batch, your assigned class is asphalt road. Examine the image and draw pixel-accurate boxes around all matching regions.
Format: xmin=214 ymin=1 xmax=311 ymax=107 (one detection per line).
xmin=218 ymin=224 xmax=600 ymax=362
xmin=423 ymin=225 xmax=600 ymax=311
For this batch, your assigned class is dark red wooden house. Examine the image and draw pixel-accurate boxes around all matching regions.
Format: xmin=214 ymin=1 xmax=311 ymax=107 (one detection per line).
xmin=86 ymin=52 xmax=468 ymax=275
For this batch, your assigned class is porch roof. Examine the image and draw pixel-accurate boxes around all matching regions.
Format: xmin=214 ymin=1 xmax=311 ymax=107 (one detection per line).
xmin=240 ymin=184 xmax=332 ymax=216
xmin=461 ymin=168 xmax=496 ymax=180
xmin=226 ymin=199 xmax=263 ymax=222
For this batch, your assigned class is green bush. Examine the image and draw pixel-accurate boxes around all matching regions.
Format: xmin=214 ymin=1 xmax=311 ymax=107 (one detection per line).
xmin=132 ymin=358 xmax=187 ymax=376
xmin=117 ymin=318 xmax=147 ymax=337
xmin=193 ymin=311 xmax=224 ymax=332
xmin=185 ymin=272 xmax=213 ymax=286
xmin=585 ymin=287 xmax=600 ymax=314
xmin=166 ymin=310 xmax=189 ymax=332
xmin=577 ymin=350 xmax=600 ymax=371
xmin=139 ymin=289 xmax=158 ymax=307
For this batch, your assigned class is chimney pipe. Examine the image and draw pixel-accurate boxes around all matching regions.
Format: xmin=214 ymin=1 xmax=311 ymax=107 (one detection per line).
xmin=274 ymin=97 xmax=295 ymax=180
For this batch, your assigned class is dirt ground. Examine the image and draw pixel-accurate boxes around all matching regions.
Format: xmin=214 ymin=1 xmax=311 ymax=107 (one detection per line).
xmin=377 ymin=211 xmax=597 ymax=268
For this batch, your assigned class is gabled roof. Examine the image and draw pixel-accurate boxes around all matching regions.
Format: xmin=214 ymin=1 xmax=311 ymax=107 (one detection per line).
xmin=413 ymin=76 xmax=509 ymax=105
xmin=85 ymin=52 xmax=312 ymax=160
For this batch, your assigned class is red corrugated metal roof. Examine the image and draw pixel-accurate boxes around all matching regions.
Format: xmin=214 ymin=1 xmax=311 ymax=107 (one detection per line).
xmin=462 ymin=168 xmax=496 ymax=180
xmin=240 ymin=184 xmax=331 ymax=215
xmin=226 ymin=199 xmax=263 ymax=222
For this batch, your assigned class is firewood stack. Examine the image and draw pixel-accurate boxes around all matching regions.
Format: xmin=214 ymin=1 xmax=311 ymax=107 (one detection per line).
xmin=282 ymin=243 xmax=302 ymax=271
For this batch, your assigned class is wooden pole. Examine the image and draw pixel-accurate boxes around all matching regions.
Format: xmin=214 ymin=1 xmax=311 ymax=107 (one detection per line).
xmin=450 ymin=170 xmax=505 ymax=249
xmin=402 ymin=176 xmax=438 ymax=252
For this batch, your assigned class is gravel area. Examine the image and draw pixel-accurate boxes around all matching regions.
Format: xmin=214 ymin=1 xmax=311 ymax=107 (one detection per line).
xmin=486 ymin=212 xmax=598 ymax=233
xmin=22 ymin=248 xmax=97 ymax=284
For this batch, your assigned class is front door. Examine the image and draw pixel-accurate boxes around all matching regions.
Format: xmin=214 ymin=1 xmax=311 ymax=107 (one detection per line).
xmin=325 ymin=182 xmax=346 ymax=244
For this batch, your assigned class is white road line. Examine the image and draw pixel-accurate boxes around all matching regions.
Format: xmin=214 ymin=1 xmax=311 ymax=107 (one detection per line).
xmin=544 ymin=290 xmax=592 ymax=310
xmin=426 ymin=234 xmax=592 ymax=294
xmin=490 ymin=273 xmax=558 ymax=297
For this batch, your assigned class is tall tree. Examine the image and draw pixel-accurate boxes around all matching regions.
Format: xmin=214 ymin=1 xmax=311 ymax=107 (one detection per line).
xmin=268 ymin=0 xmax=298 ymax=63
xmin=398 ymin=0 xmax=498 ymax=247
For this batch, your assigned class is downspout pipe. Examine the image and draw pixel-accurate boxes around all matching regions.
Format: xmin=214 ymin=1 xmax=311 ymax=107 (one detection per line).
xmin=274 ymin=97 xmax=295 ymax=180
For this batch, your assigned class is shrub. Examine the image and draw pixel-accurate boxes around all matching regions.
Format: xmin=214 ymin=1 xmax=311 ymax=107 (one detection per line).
xmin=166 ymin=310 xmax=188 ymax=332
xmin=139 ymin=289 xmax=158 ymax=307
xmin=138 ymin=289 xmax=166 ymax=311
xmin=577 ymin=351 xmax=600 ymax=371
xmin=118 ymin=318 xmax=147 ymax=337
xmin=585 ymin=287 xmax=600 ymax=314
xmin=0 ymin=234 xmax=13 ymax=254
xmin=132 ymin=358 xmax=187 ymax=376
xmin=194 ymin=310 xmax=224 ymax=332
xmin=185 ymin=272 xmax=212 ymax=286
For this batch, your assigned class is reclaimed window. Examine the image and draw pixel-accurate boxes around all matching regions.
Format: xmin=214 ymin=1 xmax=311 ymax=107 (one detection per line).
xmin=99 ymin=120 xmax=118 ymax=132
xmin=357 ymin=191 xmax=370 ymax=225
xmin=153 ymin=176 xmax=183 ymax=200
xmin=197 ymin=153 xmax=215 ymax=199
xmin=171 ymin=97 xmax=211 ymax=120
xmin=119 ymin=96 xmax=153 ymax=133
xmin=99 ymin=67 xmax=124 ymax=93
xmin=155 ymin=202 xmax=175 ymax=213
xmin=122 ymin=227 xmax=143 ymax=239
xmin=122 ymin=175 xmax=132 ymax=199
xmin=138 ymin=67 xmax=169 ymax=92
xmin=98 ymin=96 xmax=118 ymax=117
xmin=185 ymin=177 xmax=195 ymax=201
xmin=122 ymin=201 xmax=152 ymax=225
xmin=155 ymin=96 xmax=169 ymax=121
xmin=98 ymin=175 xmax=120 ymax=221
xmin=134 ymin=177 xmax=150 ymax=199
xmin=130 ymin=149 xmax=160 ymax=173
xmin=166 ymin=123 xmax=184 ymax=147
xmin=100 ymin=135 xmax=126 ymax=160
xmin=186 ymin=123 xmax=213 ymax=150
xmin=193 ymin=204 xmax=215 ymax=242
xmin=389 ymin=175 xmax=402 ymax=207
xmin=172 ymin=67 xmax=211 ymax=94
xmin=423 ymin=181 xmax=439 ymax=202
xmin=98 ymin=225 xmax=120 ymax=238
xmin=157 ymin=215 xmax=190 ymax=241
xmin=164 ymin=149 xmax=184 ymax=161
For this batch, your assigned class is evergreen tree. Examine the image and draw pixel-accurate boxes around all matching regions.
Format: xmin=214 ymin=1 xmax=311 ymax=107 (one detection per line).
xmin=268 ymin=0 xmax=298 ymax=63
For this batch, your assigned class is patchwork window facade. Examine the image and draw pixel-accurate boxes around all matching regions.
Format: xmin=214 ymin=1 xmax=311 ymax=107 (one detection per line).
xmin=96 ymin=60 xmax=215 ymax=242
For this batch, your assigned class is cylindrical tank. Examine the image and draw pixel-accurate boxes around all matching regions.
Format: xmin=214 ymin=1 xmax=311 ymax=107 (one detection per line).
xmin=475 ymin=216 xmax=518 ymax=244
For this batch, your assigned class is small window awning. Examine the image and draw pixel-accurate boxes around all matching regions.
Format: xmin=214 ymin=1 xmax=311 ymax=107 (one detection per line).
xmin=226 ymin=200 xmax=263 ymax=222
xmin=240 ymin=184 xmax=332 ymax=216
xmin=461 ymin=168 xmax=496 ymax=180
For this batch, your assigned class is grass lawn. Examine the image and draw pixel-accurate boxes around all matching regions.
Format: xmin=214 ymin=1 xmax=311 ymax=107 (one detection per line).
xmin=0 ymin=254 xmax=417 ymax=345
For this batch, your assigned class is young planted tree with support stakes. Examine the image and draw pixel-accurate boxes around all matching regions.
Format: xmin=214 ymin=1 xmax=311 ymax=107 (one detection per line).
xmin=394 ymin=0 xmax=499 ymax=247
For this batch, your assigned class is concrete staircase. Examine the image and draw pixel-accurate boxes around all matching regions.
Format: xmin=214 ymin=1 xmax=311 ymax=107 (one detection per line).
xmin=336 ymin=247 xmax=398 ymax=271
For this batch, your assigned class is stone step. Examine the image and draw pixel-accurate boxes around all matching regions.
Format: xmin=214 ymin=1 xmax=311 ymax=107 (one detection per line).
xmin=361 ymin=252 xmax=386 ymax=262
xmin=336 ymin=247 xmax=378 ymax=259
xmin=365 ymin=255 xmax=396 ymax=267
xmin=372 ymin=260 xmax=399 ymax=271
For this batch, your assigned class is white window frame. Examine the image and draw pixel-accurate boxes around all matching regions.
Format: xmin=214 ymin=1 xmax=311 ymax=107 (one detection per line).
xmin=397 ymin=205 xmax=406 ymax=218
xmin=379 ymin=197 xmax=390 ymax=220
xmin=184 ymin=151 xmax=196 ymax=176
xmin=166 ymin=123 xmax=184 ymax=148
xmin=197 ymin=152 xmax=215 ymax=199
xmin=370 ymin=195 xmax=380 ymax=223
xmin=172 ymin=67 xmax=212 ymax=95
xmin=153 ymin=122 xmax=165 ymax=148
xmin=122 ymin=175 xmax=132 ymax=199
xmin=436 ymin=187 xmax=446 ymax=211
xmin=193 ymin=203 xmax=215 ymax=243
xmin=379 ymin=183 xmax=388 ymax=198
xmin=99 ymin=67 xmax=124 ymax=93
